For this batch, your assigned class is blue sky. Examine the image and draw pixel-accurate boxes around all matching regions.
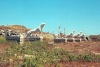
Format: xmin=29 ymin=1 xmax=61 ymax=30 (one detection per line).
xmin=0 ymin=0 xmax=100 ymax=35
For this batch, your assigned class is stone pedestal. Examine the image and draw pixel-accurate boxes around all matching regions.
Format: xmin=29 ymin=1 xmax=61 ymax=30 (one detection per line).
xmin=40 ymin=36 xmax=43 ymax=41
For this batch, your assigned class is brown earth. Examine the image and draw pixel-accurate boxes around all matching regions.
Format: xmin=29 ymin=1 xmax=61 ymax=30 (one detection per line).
xmin=58 ymin=61 xmax=100 ymax=67
xmin=45 ymin=61 xmax=100 ymax=67
xmin=53 ymin=42 xmax=100 ymax=55
xmin=0 ymin=43 xmax=11 ymax=54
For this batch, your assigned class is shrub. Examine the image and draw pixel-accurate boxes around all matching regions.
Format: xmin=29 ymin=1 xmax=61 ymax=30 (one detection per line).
xmin=67 ymin=54 xmax=77 ymax=61
xmin=84 ymin=54 xmax=93 ymax=61
xmin=77 ymin=54 xmax=85 ymax=61
xmin=0 ymin=37 xmax=7 ymax=44
xmin=77 ymin=54 xmax=93 ymax=61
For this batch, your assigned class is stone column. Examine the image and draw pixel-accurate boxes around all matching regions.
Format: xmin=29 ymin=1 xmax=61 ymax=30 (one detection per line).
xmin=58 ymin=26 xmax=60 ymax=37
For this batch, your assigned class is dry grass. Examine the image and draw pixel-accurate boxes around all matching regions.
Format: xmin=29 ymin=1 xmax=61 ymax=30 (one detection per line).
xmin=43 ymin=34 xmax=54 ymax=42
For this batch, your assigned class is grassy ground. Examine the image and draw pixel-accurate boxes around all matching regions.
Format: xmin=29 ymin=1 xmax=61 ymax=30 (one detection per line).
xmin=0 ymin=37 xmax=100 ymax=67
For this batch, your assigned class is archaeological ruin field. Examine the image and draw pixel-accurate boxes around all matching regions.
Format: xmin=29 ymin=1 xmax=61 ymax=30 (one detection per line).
xmin=0 ymin=25 xmax=100 ymax=67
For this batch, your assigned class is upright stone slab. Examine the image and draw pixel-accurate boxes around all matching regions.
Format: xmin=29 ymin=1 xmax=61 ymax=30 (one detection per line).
xmin=19 ymin=34 xmax=24 ymax=45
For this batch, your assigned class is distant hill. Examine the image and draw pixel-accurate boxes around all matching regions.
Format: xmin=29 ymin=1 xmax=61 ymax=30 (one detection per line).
xmin=0 ymin=25 xmax=10 ymax=30
xmin=0 ymin=25 xmax=29 ymax=33
xmin=89 ymin=35 xmax=100 ymax=42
